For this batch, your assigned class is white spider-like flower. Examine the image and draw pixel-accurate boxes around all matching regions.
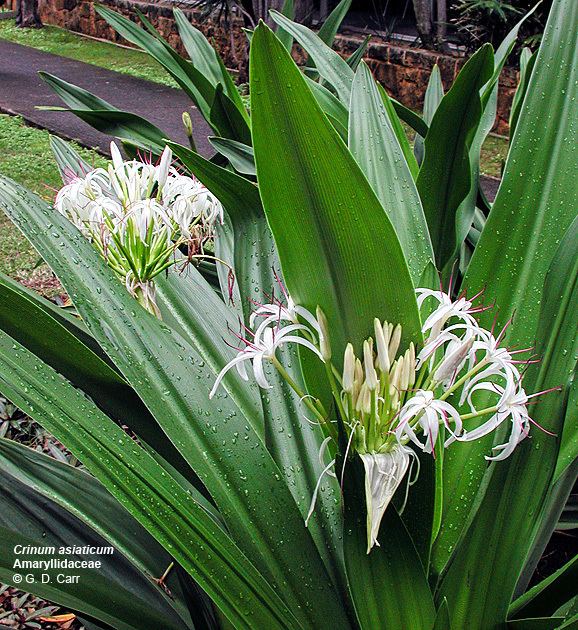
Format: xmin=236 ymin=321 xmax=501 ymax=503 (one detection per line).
xmin=249 ymin=295 xmax=322 ymax=337
xmin=209 ymin=319 xmax=323 ymax=398
xmin=395 ymin=389 xmax=463 ymax=453
xmin=459 ymin=381 xmax=532 ymax=460
xmin=162 ymin=175 xmax=224 ymax=236
xmin=417 ymin=288 xmax=481 ymax=344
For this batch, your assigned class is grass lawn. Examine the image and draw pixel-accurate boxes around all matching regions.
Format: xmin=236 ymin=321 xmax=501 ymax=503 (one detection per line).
xmin=0 ymin=114 xmax=105 ymax=296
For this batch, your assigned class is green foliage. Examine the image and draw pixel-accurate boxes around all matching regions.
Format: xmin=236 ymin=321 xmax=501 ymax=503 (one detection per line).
xmin=0 ymin=2 xmax=575 ymax=629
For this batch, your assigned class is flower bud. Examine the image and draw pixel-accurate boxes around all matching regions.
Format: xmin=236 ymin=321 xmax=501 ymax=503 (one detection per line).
xmin=156 ymin=146 xmax=172 ymax=190
xmin=388 ymin=324 xmax=402 ymax=362
xmin=342 ymin=343 xmax=356 ymax=394
xmin=363 ymin=339 xmax=378 ymax=390
xmin=356 ymin=382 xmax=372 ymax=414
xmin=374 ymin=318 xmax=390 ymax=373
xmin=316 ymin=307 xmax=332 ymax=361
xmin=110 ymin=141 xmax=124 ymax=173
xmin=408 ymin=343 xmax=416 ymax=387
xmin=434 ymin=338 xmax=474 ymax=386
xmin=182 ymin=111 xmax=193 ymax=138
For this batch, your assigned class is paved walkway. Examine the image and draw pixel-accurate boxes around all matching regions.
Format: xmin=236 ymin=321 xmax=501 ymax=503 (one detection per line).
xmin=0 ymin=38 xmax=500 ymax=199
xmin=0 ymin=39 xmax=213 ymax=158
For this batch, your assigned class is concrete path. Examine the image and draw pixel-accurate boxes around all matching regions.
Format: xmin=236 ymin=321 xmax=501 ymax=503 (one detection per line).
xmin=0 ymin=37 xmax=500 ymax=198
xmin=0 ymin=39 xmax=213 ymax=158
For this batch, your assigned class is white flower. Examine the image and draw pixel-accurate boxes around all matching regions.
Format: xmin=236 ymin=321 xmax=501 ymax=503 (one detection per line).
xmin=360 ymin=448 xmax=412 ymax=553
xmin=459 ymin=332 xmax=521 ymax=406
xmin=209 ymin=322 xmax=323 ymax=398
xmin=417 ymin=288 xmax=480 ymax=344
xmin=395 ymin=390 xmax=463 ymax=453
xmin=459 ymin=381 xmax=531 ymax=461
xmin=162 ymin=175 xmax=223 ymax=235
xmin=249 ymin=295 xmax=321 ymax=334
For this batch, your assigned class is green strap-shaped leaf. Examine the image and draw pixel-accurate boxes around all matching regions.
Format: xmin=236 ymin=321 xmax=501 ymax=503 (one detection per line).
xmin=208 ymin=137 xmax=256 ymax=175
xmin=0 ymin=330 xmax=298 ymax=630
xmin=0 ymin=175 xmax=349 ymax=629
xmin=346 ymin=34 xmax=371 ymax=70
xmin=343 ymin=458 xmax=436 ymax=630
xmin=509 ymin=49 xmax=537 ymax=139
xmin=0 ymin=439 xmax=196 ymax=628
xmin=96 ymin=5 xmax=215 ymax=120
xmin=507 ymin=619 xmax=567 ymax=630
xmin=349 ymin=62 xmax=434 ymax=285
xmin=209 ymin=83 xmax=252 ymax=145
xmin=377 ymin=84 xmax=419 ymax=179
xmin=510 ymin=554 xmax=578 ymax=621
xmin=305 ymin=75 xmax=350 ymax=131
xmin=416 ymin=44 xmax=494 ymax=271
xmin=154 ymin=261 xmax=263 ymax=426
xmin=434 ymin=0 xmax=578 ymax=577
xmin=438 ymin=166 xmax=578 ymax=629
xmin=251 ymin=24 xmax=422 ymax=364
xmin=414 ymin=64 xmax=444 ymax=165
xmin=317 ymin=0 xmax=352 ymax=46
xmin=269 ymin=10 xmax=354 ymax=105
xmin=40 ymin=73 xmax=168 ymax=156
xmin=391 ymin=98 xmax=429 ymax=138
xmin=276 ymin=0 xmax=295 ymax=51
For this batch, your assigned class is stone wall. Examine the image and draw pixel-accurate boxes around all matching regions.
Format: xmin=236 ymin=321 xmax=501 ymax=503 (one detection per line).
xmin=37 ymin=0 xmax=515 ymax=134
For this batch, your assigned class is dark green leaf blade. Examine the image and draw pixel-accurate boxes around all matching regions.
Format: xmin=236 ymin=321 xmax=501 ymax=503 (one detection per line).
xmin=251 ymin=23 xmax=422 ymax=364
xmin=416 ymin=44 xmax=494 ymax=270
xmin=349 ymin=62 xmax=433 ymax=285
xmin=343 ymin=458 xmax=436 ymax=630
xmin=434 ymin=0 xmax=578 ymax=577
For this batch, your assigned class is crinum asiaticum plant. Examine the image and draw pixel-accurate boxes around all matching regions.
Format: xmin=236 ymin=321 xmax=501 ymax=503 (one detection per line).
xmin=0 ymin=0 xmax=576 ymax=628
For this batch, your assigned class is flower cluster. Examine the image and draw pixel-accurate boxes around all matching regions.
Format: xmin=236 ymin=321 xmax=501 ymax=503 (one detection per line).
xmin=55 ymin=142 xmax=223 ymax=315
xmin=211 ymin=283 xmax=551 ymax=552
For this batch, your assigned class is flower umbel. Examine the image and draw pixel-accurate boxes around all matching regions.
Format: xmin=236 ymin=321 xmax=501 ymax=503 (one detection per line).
xmin=55 ymin=143 xmax=224 ymax=316
xmin=211 ymin=284 xmax=554 ymax=552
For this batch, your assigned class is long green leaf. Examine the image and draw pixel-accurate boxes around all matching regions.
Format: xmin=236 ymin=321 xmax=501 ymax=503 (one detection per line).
xmin=510 ymin=554 xmax=578 ymax=620
xmin=343 ymin=459 xmax=436 ymax=630
xmin=0 ymin=439 xmax=195 ymax=628
xmin=208 ymin=137 xmax=256 ymax=175
xmin=0 ymin=175 xmax=350 ymax=629
xmin=40 ymin=72 xmax=168 ymax=155
xmin=268 ymin=10 xmax=354 ymax=105
xmin=439 ymin=159 xmax=578 ymax=629
xmin=96 ymin=5 xmax=215 ymax=119
xmin=173 ymin=5 xmax=247 ymax=119
xmin=416 ymin=44 xmax=494 ymax=271
xmin=349 ymin=62 xmax=433 ymax=285
xmin=434 ymin=0 xmax=578 ymax=576
xmin=0 ymin=330 xmax=298 ymax=630
xmin=414 ymin=64 xmax=444 ymax=165
xmin=251 ymin=24 xmax=422 ymax=365
xmin=317 ymin=0 xmax=351 ymax=45
xmin=510 ymin=48 xmax=537 ymax=138
xmin=377 ymin=85 xmax=419 ymax=179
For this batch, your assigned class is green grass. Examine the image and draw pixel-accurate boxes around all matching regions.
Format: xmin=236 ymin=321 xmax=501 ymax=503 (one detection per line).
xmin=0 ymin=20 xmax=178 ymax=87
xmin=0 ymin=114 xmax=105 ymax=296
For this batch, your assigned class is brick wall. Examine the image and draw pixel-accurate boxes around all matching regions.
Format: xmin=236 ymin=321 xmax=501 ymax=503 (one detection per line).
xmin=37 ymin=0 xmax=516 ymax=134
